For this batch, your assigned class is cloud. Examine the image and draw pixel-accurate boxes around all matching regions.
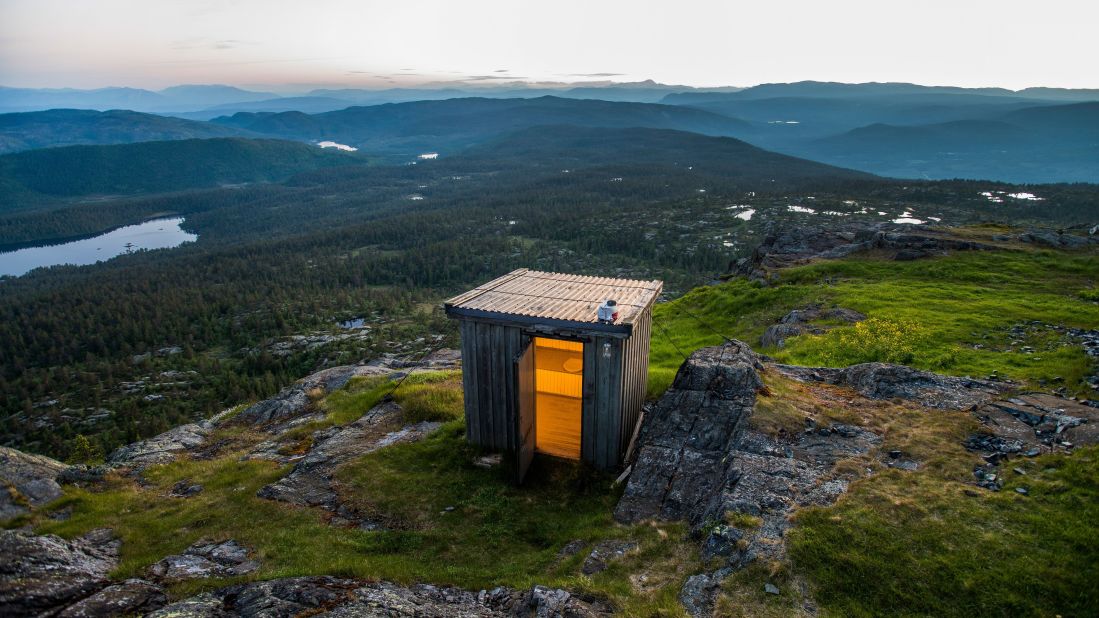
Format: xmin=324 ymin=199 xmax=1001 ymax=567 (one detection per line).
xmin=494 ymin=69 xmax=508 ymax=73
xmin=566 ymin=72 xmax=626 ymax=77
xmin=214 ymin=39 xmax=246 ymax=50
xmin=169 ymin=37 xmax=253 ymax=51
xmin=462 ymin=74 xmax=527 ymax=81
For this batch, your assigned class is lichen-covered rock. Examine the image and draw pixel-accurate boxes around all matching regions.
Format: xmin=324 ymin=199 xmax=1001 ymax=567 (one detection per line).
xmin=106 ymin=423 xmax=212 ymax=471
xmin=0 ymin=446 xmax=67 ymax=520
xmin=1020 ymin=230 xmax=1092 ymax=248
xmin=148 ymin=577 xmax=609 ymax=617
xmin=55 ymin=579 xmax=167 ymax=618
xmin=614 ymin=341 xmax=763 ymax=525
xmin=0 ymin=528 xmax=119 ymax=616
xmin=148 ymin=539 xmax=258 ymax=582
xmin=256 ymin=401 xmax=440 ymax=528
xmin=760 ymin=323 xmax=805 ymax=348
xmin=761 ymin=306 xmax=865 ymax=348
xmin=234 ymin=350 xmax=460 ymax=429
xmin=776 ymin=362 xmax=1007 ymax=409
xmin=679 ymin=572 xmax=724 ymax=618
xmin=616 ymin=342 xmax=890 ymax=617
xmin=581 ymin=540 xmax=638 ymax=575
xmin=170 ymin=479 xmax=204 ymax=498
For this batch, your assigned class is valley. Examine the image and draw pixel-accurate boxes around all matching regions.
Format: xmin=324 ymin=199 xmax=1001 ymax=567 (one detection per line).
xmin=0 ymin=74 xmax=1096 ymax=618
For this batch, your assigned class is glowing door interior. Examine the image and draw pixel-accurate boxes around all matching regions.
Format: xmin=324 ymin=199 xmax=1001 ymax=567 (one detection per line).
xmin=533 ymin=337 xmax=583 ymax=459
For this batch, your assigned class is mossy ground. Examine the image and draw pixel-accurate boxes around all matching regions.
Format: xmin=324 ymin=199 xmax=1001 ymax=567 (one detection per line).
xmin=12 ymin=242 xmax=1099 ymax=617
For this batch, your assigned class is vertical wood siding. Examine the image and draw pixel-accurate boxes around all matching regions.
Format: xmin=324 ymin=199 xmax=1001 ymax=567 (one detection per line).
xmin=617 ymin=307 xmax=652 ymax=460
xmin=460 ymin=320 xmax=522 ymax=451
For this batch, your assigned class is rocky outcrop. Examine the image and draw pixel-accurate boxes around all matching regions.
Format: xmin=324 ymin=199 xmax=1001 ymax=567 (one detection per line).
xmin=0 ymin=446 xmax=67 ymax=521
xmin=148 ymin=539 xmax=259 ymax=582
xmin=735 ymin=224 xmax=998 ymax=281
xmin=147 ymin=576 xmax=611 ymax=617
xmin=616 ymin=342 xmax=886 ymax=617
xmin=55 ymin=579 xmax=167 ymax=618
xmin=775 ymin=362 xmax=1007 ymax=410
xmin=614 ymin=342 xmax=763 ymax=526
xmin=106 ymin=422 xmax=214 ymax=471
xmin=234 ymin=349 xmax=460 ymax=428
xmin=581 ymin=540 xmax=638 ymax=575
xmin=105 ymin=350 xmax=461 ymax=472
xmin=1019 ymin=230 xmax=1094 ymax=249
xmin=255 ymin=400 xmax=441 ymax=528
xmin=0 ymin=528 xmax=141 ymax=616
xmin=760 ymin=305 xmax=866 ymax=348
xmin=966 ymin=392 xmax=1097 ymax=490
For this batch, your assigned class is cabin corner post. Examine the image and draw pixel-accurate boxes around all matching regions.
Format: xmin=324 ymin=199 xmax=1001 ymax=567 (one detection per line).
xmin=457 ymin=319 xmax=480 ymax=445
xmin=583 ymin=335 xmax=624 ymax=471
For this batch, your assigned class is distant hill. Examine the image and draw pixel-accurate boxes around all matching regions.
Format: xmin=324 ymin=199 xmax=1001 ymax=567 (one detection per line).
xmin=0 ymin=82 xmax=743 ymax=114
xmin=662 ymin=81 xmax=1099 ymax=105
xmin=189 ymin=96 xmax=359 ymax=117
xmin=460 ymin=125 xmax=875 ymax=187
xmin=660 ymin=84 xmax=1099 ymax=183
xmin=1000 ymin=101 xmax=1099 ymax=136
xmin=157 ymin=85 xmax=279 ymax=107
xmin=799 ymin=103 xmax=1099 ymax=183
xmin=0 ymin=138 xmax=362 ymax=204
xmin=0 ymin=109 xmax=252 ymax=153
xmin=0 ymin=84 xmax=280 ymax=113
xmin=212 ymin=96 xmax=754 ymax=154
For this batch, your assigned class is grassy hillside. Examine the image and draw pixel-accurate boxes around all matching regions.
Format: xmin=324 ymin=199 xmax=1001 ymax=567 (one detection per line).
xmin=647 ymin=238 xmax=1099 ymax=396
xmin=0 ymin=137 xmax=365 ymax=205
xmin=646 ymin=236 xmax=1099 ymax=616
xmin=9 ymin=236 xmax=1097 ymax=616
xmin=0 ymin=108 xmax=251 ymax=153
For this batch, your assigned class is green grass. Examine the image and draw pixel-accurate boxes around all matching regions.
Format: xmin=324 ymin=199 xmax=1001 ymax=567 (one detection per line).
xmin=648 ymin=250 xmax=1099 ymax=398
xmin=787 ymin=448 xmax=1099 ymax=617
xmin=17 ymin=244 xmax=1099 ymax=617
xmin=23 ymin=373 xmax=699 ymax=615
xmin=646 ymin=246 xmax=1099 ymax=615
xmin=335 ymin=421 xmax=701 ymax=612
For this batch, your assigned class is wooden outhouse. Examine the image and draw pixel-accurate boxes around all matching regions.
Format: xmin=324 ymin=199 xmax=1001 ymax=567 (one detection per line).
xmin=444 ymin=269 xmax=663 ymax=481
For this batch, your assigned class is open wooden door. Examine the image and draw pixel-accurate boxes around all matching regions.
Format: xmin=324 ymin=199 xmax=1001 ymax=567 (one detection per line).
xmin=515 ymin=339 xmax=536 ymax=484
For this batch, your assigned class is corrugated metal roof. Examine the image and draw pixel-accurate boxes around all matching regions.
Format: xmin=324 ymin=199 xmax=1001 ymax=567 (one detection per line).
xmin=445 ymin=269 xmax=662 ymax=326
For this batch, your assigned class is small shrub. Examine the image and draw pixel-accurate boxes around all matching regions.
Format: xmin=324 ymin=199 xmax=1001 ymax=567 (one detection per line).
xmin=795 ymin=317 xmax=928 ymax=367
xmin=66 ymin=434 xmax=104 ymax=465
xmin=726 ymin=511 xmax=763 ymax=529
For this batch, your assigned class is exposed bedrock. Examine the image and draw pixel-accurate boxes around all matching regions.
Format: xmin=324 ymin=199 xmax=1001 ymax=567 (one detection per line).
xmin=734 ymin=223 xmax=1000 ymax=281
xmin=0 ymin=446 xmax=67 ymax=521
xmin=101 ymin=350 xmax=461 ymax=473
xmin=616 ymin=340 xmax=1021 ymax=616
xmin=147 ymin=576 xmax=612 ymax=618
xmin=0 ymin=527 xmax=167 ymax=617
xmin=774 ymin=362 xmax=1009 ymax=410
xmin=255 ymin=399 xmax=441 ymax=528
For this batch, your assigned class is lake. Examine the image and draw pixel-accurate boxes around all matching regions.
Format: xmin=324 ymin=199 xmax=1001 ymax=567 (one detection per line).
xmin=0 ymin=217 xmax=197 ymax=278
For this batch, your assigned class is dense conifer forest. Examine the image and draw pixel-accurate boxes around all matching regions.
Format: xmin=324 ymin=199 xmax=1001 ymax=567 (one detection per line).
xmin=2 ymin=128 xmax=1097 ymax=458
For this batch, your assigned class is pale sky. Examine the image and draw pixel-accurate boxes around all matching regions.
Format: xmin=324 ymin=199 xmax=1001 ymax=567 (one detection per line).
xmin=0 ymin=0 xmax=1095 ymax=91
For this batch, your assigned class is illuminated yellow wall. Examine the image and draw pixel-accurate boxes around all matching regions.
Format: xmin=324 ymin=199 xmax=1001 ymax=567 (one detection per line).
xmin=533 ymin=337 xmax=583 ymax=459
